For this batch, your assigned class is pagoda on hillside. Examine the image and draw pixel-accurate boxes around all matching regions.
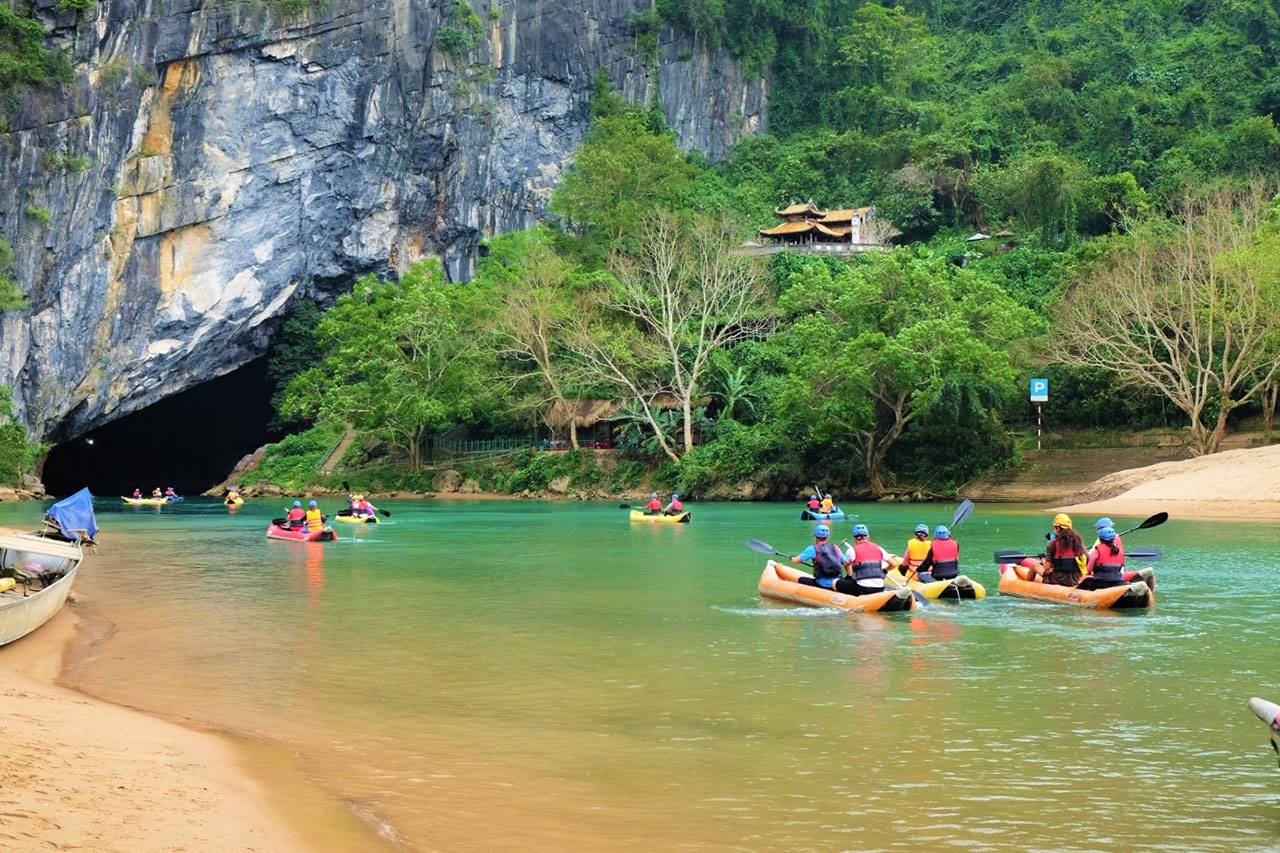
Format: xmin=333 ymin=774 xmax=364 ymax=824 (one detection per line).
xmin=756 ymin=201 xmax=885 ymax=254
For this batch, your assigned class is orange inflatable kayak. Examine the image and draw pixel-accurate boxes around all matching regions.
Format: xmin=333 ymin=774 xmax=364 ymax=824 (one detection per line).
xmin=997 ymin=561 xmax=1153 ymax=609
xmin=758 ymin=561 xmax=917 ymax=612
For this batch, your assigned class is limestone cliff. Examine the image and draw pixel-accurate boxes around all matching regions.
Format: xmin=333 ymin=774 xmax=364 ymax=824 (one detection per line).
xmin=0 ymin=0 xmax=765 ymax=443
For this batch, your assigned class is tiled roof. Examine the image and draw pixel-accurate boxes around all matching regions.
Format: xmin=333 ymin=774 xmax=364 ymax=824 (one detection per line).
xmin=775 ymin=202 xmax=826 ymax=217
xmin=816 ymin=206 xmax=873 ymax=223
xmin=759 ymin=221 xmax=847 ymax=239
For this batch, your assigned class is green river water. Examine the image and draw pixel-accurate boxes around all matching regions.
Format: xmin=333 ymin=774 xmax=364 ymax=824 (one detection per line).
xmin=6 ymin=497 xmax=1280 ymax=851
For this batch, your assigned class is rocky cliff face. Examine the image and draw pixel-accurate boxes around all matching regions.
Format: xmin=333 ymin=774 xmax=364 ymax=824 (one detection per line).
xmin=0 ymin=0 xmax=765 ymax=443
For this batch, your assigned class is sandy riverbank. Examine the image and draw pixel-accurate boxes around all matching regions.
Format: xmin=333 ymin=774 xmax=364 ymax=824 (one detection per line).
xmin=1052 ymin=443 xmax=1280 ymax=521
xmin=0 ymin=608 xmax=388 ymax=852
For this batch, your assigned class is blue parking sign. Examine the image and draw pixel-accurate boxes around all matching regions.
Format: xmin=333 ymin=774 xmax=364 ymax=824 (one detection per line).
xmin=1030 ymin=378 xmax=1048 ymax=402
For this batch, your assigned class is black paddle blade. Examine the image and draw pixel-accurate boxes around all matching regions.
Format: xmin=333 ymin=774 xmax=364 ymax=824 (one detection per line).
xmin=619 ymin=503 xmax=633 ymax=509
xmin=953 ymin=498 xmax=974 ymax=527
xmin=379 ymin=508 xmax=392 ymax=517
xmin=1127 ymin=548 xmax=1164 ymax=561
xmin=1138 ymin=511 xmax=1169 ymax=530
xmin=745 ymin=539 xmax=778 ymax=554
xmin=271 ymin=517 xmax=287 ymax=526
xmin=993 ymin=550 xmax=1035 ymax=563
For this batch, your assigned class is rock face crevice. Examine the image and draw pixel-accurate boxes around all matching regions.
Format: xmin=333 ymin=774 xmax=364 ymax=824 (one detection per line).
xmin=0 ymin=0 xmax=766 ymax=443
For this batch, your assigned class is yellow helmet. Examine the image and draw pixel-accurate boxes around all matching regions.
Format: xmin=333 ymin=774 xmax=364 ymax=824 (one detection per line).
xmin=1052 ymin=513 xmax=1073 ymax=529
xmin=354 ymin=494 xmax=364 ymax=501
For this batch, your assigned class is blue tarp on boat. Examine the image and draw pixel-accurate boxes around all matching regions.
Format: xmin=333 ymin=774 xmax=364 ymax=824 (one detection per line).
xmin=46 ymin=487 xmax=98 ymax=541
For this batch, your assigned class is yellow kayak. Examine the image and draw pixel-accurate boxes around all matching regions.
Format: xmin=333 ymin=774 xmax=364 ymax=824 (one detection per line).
xmin=885 ymin=565 xmax=986 ymax=600
xmin=224 ymin=496 xmax=244 ymax=506
xmin=629 ymin=510 xmax=691 ymax=524
xmin=335 ymin=511 xmax=379 ymax=524
xmin=122 ymin=496 xmax=171 ymax=506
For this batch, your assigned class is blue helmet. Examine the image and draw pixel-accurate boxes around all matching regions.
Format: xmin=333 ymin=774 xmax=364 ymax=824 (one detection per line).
xmin=810 ymin=495 xmax=818 ymax=500
xmin=934 ymin=525 xmax=950 ymax=539
xmin=651 ymin=493 xmax=658 ymax=498
xmin=852 ymin=523 xmax=869 ymax=538
xmin=309 ymin=500 xmax=318 ymax=507
xmin=914 ymin=523 xmax=929 ymax=534
xmin=1095 ymin=517 xmax=1113 ymax=531
xmin=824 ymin=493 xmax=832 ymax=499
xmin=293 ymin=501 xmax=302 ymax=507
xmin=1098 ymin=526 xmax=1117 ymax=542
xmin=813 ymin=524 xmax=830 ymax=539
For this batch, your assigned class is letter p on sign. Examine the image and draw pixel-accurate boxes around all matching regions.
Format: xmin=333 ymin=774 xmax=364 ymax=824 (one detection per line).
xmin=1030 ymin=378 xmax=1048 ymax=402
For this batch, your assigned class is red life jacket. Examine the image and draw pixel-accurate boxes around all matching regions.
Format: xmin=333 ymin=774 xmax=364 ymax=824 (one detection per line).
xmin=930 ymin=538 xmax=960 ymax=578
xmin=1093 ymin=538 xmax=1125 ymax=582
xmin=851 ymin=540 xmax=884 ymax=582
xmin=287 ymin=508 xmax=306 ymax=522
xmin=670 ymin=499 xmax=683 ymax=512
xmin=646 ymin=499 xmax=662 ymax=511
xmin=1048 ymin=537 xmax=1084 ymax=576
xmin=807 ymin=499 xmax=821 ymax=510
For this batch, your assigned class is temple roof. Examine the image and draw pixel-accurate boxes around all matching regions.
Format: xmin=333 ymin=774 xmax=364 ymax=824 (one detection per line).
xmin=759 ymin=221 xmax=845 ymax=238
xmin=775 ymin=201 xmax=826 ymax=217
xmin=816 ymin=206 xmax=873 ymax=224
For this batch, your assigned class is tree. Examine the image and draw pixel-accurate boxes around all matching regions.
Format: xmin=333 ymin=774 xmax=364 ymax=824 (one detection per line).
xmin=281 ymin=260 xmax=495 ymax=472
xmin=1050 ymin=187 xmax=1280 ymax=456
xmin=770 ymin=250 xmax=1038 ymax=494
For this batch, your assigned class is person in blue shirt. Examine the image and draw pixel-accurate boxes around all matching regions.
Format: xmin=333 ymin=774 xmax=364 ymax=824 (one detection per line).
xmin=791 ymin=524 xmax=845 ymax=589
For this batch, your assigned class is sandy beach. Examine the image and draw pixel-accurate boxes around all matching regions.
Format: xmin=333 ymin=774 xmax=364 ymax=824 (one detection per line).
xmin=0 ymin=607 xmax=387 ymax=852
xmin=1053 ymin=443 xmax=1280 ymax=521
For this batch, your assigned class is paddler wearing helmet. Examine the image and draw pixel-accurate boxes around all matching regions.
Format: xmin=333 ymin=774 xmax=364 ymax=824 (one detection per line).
xmin=645 ymin=493 xmax=663 ymax=515
xmin=1080 ymin=526 xmax=1126 ymax=590
xmin=662 ymin=492 xmax=684 ymax=516
xmin=836 ymin=523 xmax=888 ymax=596
xmin=792 ymin=524 xmax=845 ymax=590
xmin=902 ymin=523 xmax=931 ymax=573
xmin=304 ymin=499 xmax=325 ymax=532
xmin=348 ymin=492 xmax=375 ymax=517
xmin=913 ymin=525 xmax=960 ymax=582
xmin=1033 ymin=513 xmax=1086 ymax=586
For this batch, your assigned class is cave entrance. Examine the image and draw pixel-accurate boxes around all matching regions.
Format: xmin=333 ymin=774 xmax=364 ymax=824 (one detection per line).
xmin=42 ymin=359 xmax=282 ymax=497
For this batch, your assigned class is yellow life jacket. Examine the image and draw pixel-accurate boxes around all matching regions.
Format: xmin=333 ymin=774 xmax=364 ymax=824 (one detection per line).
xmin=820 ymin=498 xmax=834 ymax=513
xmin=903 ymin=538 xmax=931 ymax=569
xmin=305 ymin=508 xmax=324 ymax=528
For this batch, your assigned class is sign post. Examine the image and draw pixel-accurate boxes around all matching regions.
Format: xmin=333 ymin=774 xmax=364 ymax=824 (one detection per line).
xmin=1029 ymin=378 xmax=1049 ymax=451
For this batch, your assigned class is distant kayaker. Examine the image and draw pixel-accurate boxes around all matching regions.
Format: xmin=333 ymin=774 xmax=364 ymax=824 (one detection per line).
xmin=913 ymin=525 xmax=960 ymax=582
xmin=835 ymin=523 xmax=888 ymax=595
xmin=1080 ymin=526 xmax=1125 ymax=590
xmin=644 ymin=493 xmax=663 ymax=515
xmin=304 ymin=499 xmax=325 ymax=533
xmin=820 ymin=493 xmax=836 ymax=514
xmin=151 ymin=486 xmax=163 ymax=497
xmin=164 ymin=486 xmax=178 ymax=500
xmin=1030 ymin=513 xmax=1085 ymax=586
xmin=662 ymin=493 xmax=684 ymax=516
xmin=132 ymin=488 xmax=141 ymax=498
xmin=902 ymin=524 xmax=931 ymax=574
xmin=806 ymin=495 xmax=821 ymax=512
xmin=285 ymin=500 xmax=306 ymax=529
xmin=348 ymin=493 xmax=376 ymax=517
xmin=791 ymin=524 xmax=844 ymax=590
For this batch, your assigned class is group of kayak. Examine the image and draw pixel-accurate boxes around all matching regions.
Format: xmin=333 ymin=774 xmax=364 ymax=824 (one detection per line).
xmin=121 ymin=486 xmax=182 ymax=506
xmin=798 ymin=493 xmax=845 ymax=521
xmin=760 ymin=506 xmax=1159 ymax=613
xmin=266 ymin=492 xmax=384 ymax=542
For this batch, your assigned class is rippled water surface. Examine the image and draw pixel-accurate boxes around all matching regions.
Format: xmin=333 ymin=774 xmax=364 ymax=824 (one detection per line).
xmin=10 ymin=497 xmax=1280 ymax=850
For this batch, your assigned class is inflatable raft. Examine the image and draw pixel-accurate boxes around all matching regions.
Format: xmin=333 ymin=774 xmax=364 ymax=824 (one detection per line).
xmin=335 ymin=511 xmax=379 ymax=524
xmin=1249 ymin=697 xmax=1280 ymax=733
xmin=266 ymin=522 xmax=337 ymax=542
xmin=997 ymin=562 xmax=1153 ymax=609
xmin=630 ymin=510 xmax=691 ymax=524
xmin=884 ymin=565 xmax=986 ymax=600
xmin=224 ymin=496 xmax=244 ymax=506
xmin=758 ymin=560 xmax=917 ymax=612
xmin=799 ymin=509 xmax=846 ymax=521
xmin=122 ymin=496 xmax=172 ymax=506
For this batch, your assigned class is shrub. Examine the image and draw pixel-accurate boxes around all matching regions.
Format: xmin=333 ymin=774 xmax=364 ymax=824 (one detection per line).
xmin=250 ymin=422 xmax=344 ymax=491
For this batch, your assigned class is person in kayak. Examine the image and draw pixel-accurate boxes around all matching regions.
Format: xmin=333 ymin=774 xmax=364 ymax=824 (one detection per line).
xmin=662 ymin=493 xmax=684 ymax=515
xmin=820 ymin=493 xmax=836 ymax=514
xmin=791 ymin=524 xmax=845 ymax=590
xmin=303 ymin=499 xmax=326 ymax=533
xmin=913 ymin=525 xmax=960 ymax=582
xmin=806 ymin=495 xmax=821 ymax=512
xmin=1030 ymin=513 xmax=1085 ymax=586
xmin=1091 ymin=516 xmax=1118 ymax=548
xmin=151 ymin=486 xmax=163 ymax=497
xmin=132 ymin=488 xmax=142 ymax=498
xmin=1080 ymin=525 xmax=1126 ymax=590
xmin=644 ymin=493 xmax=663 ymax=514
xmin=284 ymin=500 xmax=306 ymax=529
xmin=902 ymin=524 xmax=931 ymax=574
xmin=225 ymin=488 xmax=240 ymax=503
xmin=164 ymin=486 xmax=178 ymax=500
xmin=835 ymin=523 xmax=888 ymax=595
xmin=348 ymin=493 xmax=376 ymax=517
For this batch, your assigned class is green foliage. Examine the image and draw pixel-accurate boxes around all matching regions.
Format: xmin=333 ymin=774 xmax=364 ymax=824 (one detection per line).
xmin=43 ymin=150 xmax=92 ymax=172
xmin=56 ymin=0 xmax=96 ymax=12
xmin=24 ymin=205 xmax=51 ymax=226
xmin=0 ymin=238 xmax=25 ymax=311
xmin=267 ymin=299 xmax=323 ymax=430
xmin=629 ymin=9 xmax=661 ymax=64
xmin=438 ymin=1 xmax=484 ymax=57
xmin=0 ymin=387 xmax=42 ymax=487
xmin=250 ymin=422 xmax=344 ymax=492
xmin=0 ymin=4 xmax=71 ymax=95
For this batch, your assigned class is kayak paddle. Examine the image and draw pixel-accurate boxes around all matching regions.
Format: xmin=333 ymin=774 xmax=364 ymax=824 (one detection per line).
xmin=992 ymin=548 xmax=1164 ymax=563
xmin=745 ymin=538 xmax=812 ymax=568
xmin=342 ymin=480 xmax=390 ymax=517
xmin=1117 ymin=511 xmax=1167 ymax=537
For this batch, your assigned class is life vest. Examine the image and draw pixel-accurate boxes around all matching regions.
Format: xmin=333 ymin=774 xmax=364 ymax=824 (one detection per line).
xmin=1048 ymin=538 xmax=1084 ymax=576
xmin=820 ymin=498 xmax=834 ymax=513
xmin=646 ymin=499 xmax=662 ymax=511
xmin=287 ymin=508 xmax=306 ymax=522
xmin=807 ymin=499 xmax=820 ymax=510
xmin=811 ymin=542 xmax=843 ymax=580
xmin=669 ymin=499 xmax=683 ymax=512
xmin=1093 ymin=539 xmax=1125 ymax=582
xmin=305 ymin=508 xmax=324 ymax=529
xmin=850 ymin=540 xmax=885 ymax=583
xmin=903 ymin=538 xmax=931 ymax=569
xmin=930 ymin=538 xmax=960 ymax=580
xmin=132 ymin=490 xmax=141 ymax=497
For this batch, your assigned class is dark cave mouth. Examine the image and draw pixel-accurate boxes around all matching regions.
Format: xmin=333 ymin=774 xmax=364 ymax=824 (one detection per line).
xmin=42 ymin=359 xmax=282 ymax=498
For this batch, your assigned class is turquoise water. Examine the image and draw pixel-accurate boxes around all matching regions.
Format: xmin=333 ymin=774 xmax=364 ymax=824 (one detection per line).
xmin=10 ymin=497 xmax=1280 ymax=850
